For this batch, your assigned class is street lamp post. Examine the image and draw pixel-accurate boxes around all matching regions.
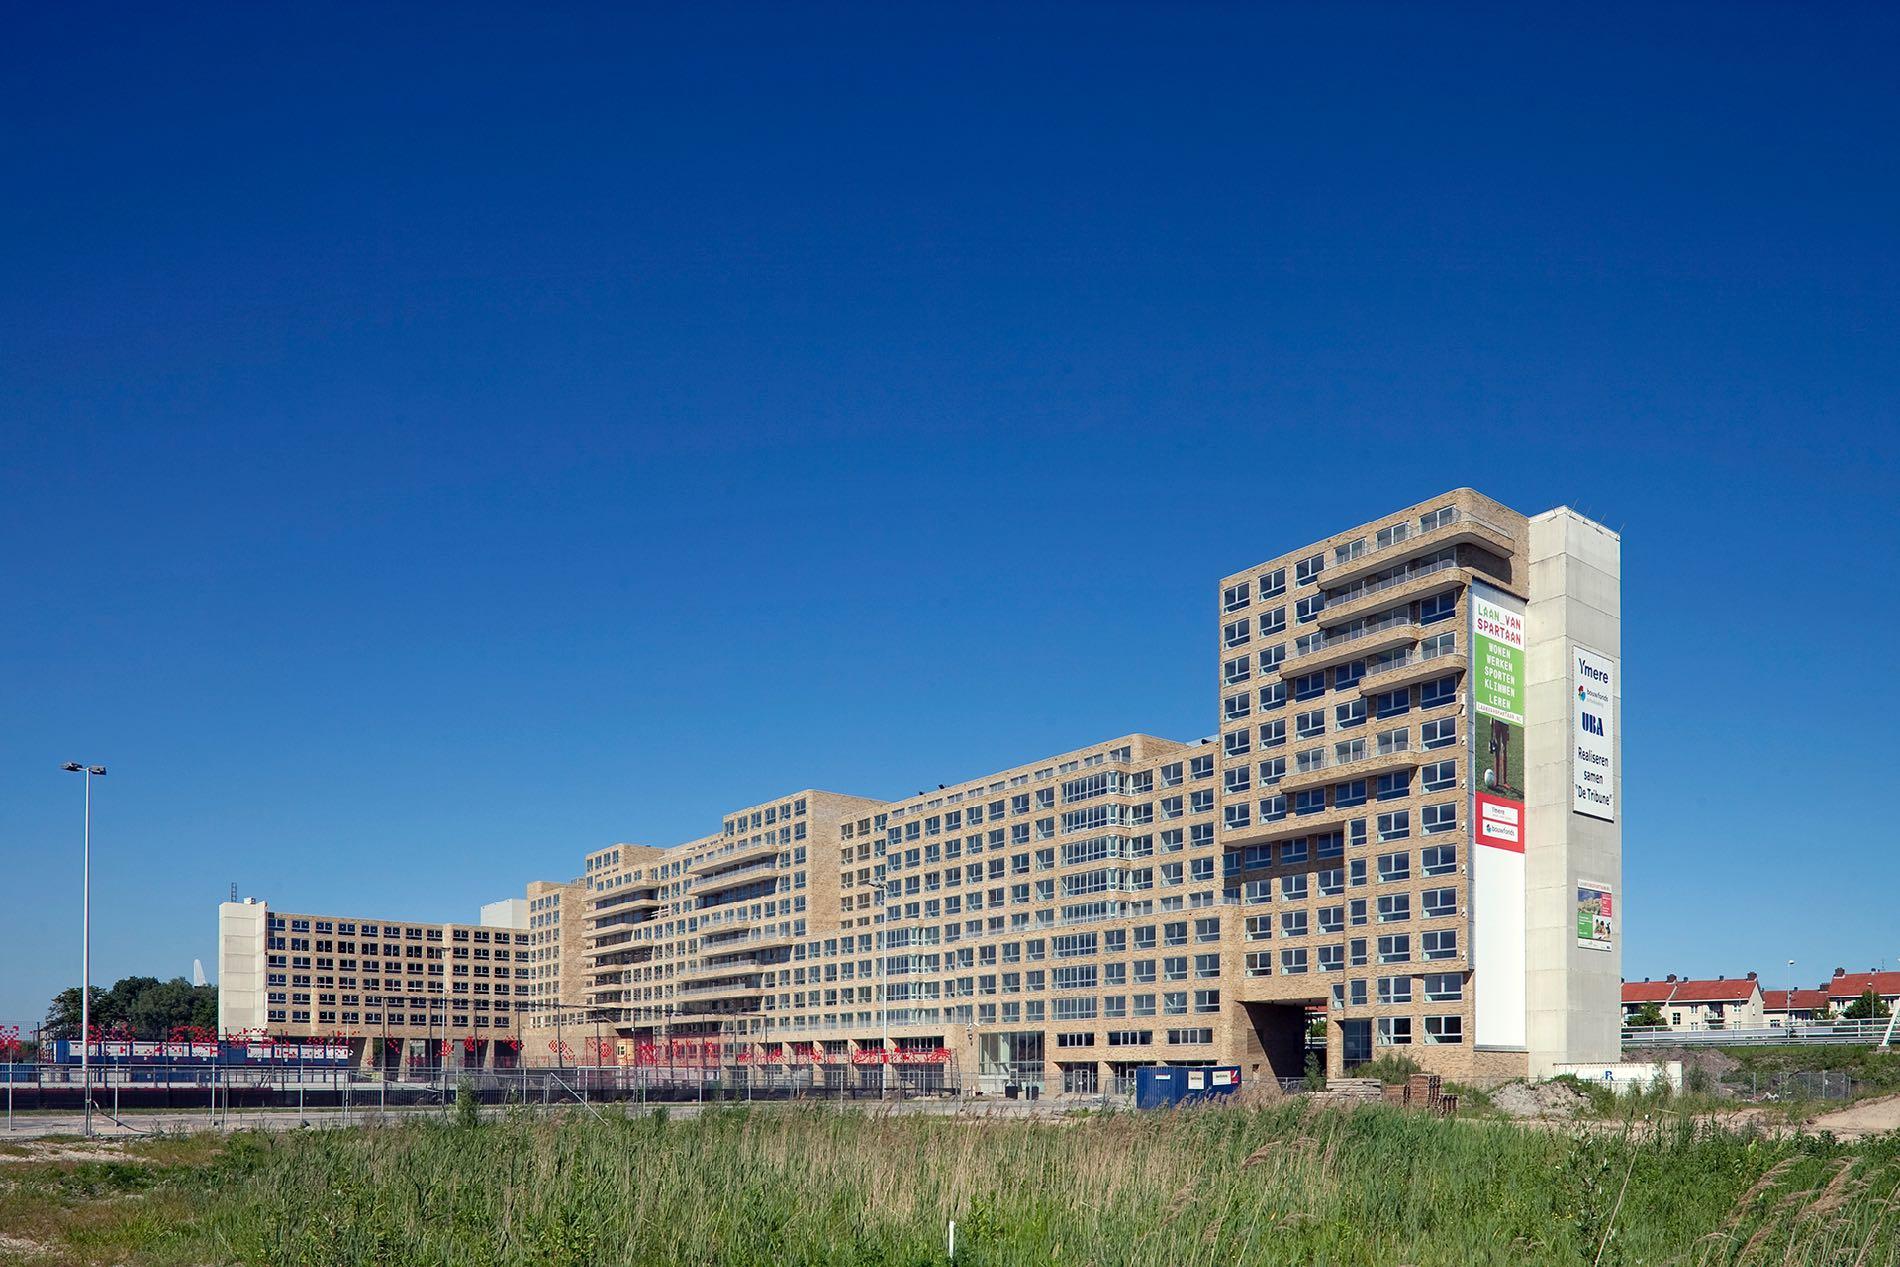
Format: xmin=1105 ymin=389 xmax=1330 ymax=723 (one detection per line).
xmin=62 ymin=762 xmax=106 ymax=1138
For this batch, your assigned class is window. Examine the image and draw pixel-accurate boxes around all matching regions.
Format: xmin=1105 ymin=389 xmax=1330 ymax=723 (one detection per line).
xmin=1422 ymin=845 xmax=1457 ymax=876
xmin=1293 ymin=673 xmax=1326 ymax=702
xmin=1259 ymin=643 xmax=1286 ymax=673
xmin=1259 ymin=606 xmax=1287 ymax=635
xmin=1280 ymin=948 xmax=1309 ymax=974
xmin=1420 ymin=505 xmax=1456 ymax=532
xmin=1295 ymin=594 xmax=1326 ymax=623
xmin=1421 ymin=760 xmax=1456 ymax=792
xmin=1294 ymin=554 xmax=1324 ymax=586
xmin=1422 ymin=803 xmax=1458 ymax=835
xmin=1372 ymin=690 xmax=1410 ymax=719
xmin=1377 ymin=1016 xmax=1413 ymax=1046
xmin=1420 ymin=676 xmax=1458 ymax=709
xmin=1377 ymin=852 xmax=1410 ymax=883
xmin=1223 ymin=619 xmax=1251 ymax=648
xmin=1424 ymin=1015 xmax=1463 ymax=1044
xmin=1334 ymin=659 xmax=1364 ymax=691
xmin=1260 ymin=568 xmax=1286 ymax=598
xmin=1223 ymin=656 xmax=1252 ymax=686
xmin=1259 ymin=719 xmax=1286 ymax=747
xmin=1280 ymin=910 xmax=1308 ymax=937
xmin=1423 ymin=973 xmax=1463 ymax=1002
xmin=1335 ymin=699 xmax=1366 ymax=729
xmin=1223 ymin=582 xmax=1251 ymax=612
xmin=1376 ymin=894 xmax=1410 ymax=923
xmin=1422 ymin=887 xmax=1456 ymax=919
xmin=1318 ymin=943 xmax=1344 ymax=972
xmin=1378 ymin=974 xmax=1413 ymax=1004
xmin=1167 ymin=1028 xmax=1214 ymax=1045
xmin=1374 ymin=771 xmax=1410 ymax=800
xmin=1418 ymin=593 xmax=1456 ymax=625
xmin=1422 ymin=929 xmax=1458 ymax=960
xmin=1377 ymin=934 xmax=1411 ymax=964
xmin=1376 ymin=810 xmax=1410 ymax=842
xmin=1296 ymin=709 xmax=1326 ymax=739
xmin=1421 ymin=718 xmax=1456 ymax=749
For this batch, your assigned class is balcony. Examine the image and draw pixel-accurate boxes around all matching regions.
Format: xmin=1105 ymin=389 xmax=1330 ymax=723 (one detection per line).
xmin=680 ymin=955 xmax=764 ymax=984
xmin=676 ymin=977 xmax=765 ymax=1001
xmin=1278 ymin=611 xmax=1420 ymax=678
xmin=1278 ymin=741 xmax=1425 ymax=793
xmin=1318 ymin=556 xmax=1465 ymax=628
xmin=694 ymin=856 xmax=783 ymax=895
xmin=703 ymin=925 xmax=795 ymax=951
xmin=1321 ymin=507 xmax=1517 ymax=588
xmin=594 ymin=886 xmax=662 ymax=909
xmin=1222 ymin=802 xmax=1360 ymax=846
xmin=689 ymin=837 xmax=781 ymax=876
xmin=1353 ymin=648 xmax=1468 ymax=698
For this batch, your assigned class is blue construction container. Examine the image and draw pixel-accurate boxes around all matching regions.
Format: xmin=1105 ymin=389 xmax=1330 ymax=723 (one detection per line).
xmin=1179 ymin=1065 xmax=1242 ymax=1106
xmin=1136 ymin=1065 xmax=1242 ymax=1109
xmin=1134 ymin=1065 xmax=1184 ymax=1109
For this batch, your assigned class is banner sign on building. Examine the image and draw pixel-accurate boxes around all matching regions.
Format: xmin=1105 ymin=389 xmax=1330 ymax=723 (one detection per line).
xmin=1571 ymin=647 xmax=1616 ymax=821
xmin=1470 ymin=586 xmax=1527 ymax=852
xmin=1469 ymin=581 xmax=1528 ymax=1049
xmin=1576 ymin=881 xmax=1613 ymax=951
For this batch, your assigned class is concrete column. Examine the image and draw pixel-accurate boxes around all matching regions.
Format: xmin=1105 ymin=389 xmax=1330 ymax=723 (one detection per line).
xmin=1524 ymin=509 xmax=1623 ymax=1076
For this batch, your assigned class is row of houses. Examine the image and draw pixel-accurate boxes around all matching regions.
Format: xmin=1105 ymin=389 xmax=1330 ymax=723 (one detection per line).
xmin=1620 ymin=969 xmax=1900 ymax=1031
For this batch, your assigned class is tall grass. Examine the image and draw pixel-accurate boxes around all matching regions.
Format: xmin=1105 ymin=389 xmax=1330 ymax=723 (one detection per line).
xmin=19 ymin=1105 xmax=1900 ymax=1266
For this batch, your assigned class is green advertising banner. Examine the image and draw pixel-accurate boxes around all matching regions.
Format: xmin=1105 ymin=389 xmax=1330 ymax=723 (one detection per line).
xmin=1470 ymin=589 xmax=1525 ymax=725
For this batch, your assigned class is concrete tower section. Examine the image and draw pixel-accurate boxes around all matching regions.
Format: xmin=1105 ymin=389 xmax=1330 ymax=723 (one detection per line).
xmin=1523 ymin=508 xmax=1623 ymax=1076
xmin=217 ymin=898 xmax=270 ymax=1036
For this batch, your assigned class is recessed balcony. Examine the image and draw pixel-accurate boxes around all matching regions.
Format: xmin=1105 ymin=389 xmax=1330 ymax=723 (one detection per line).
xmin=1278 ymin=743 xmax=1425 ymax=793
xmin=1320 ymin=509 xmax=1517 ymax=589
xmin=1278 ymin=614 xmax=1420 ymax=678
xmin=694 ymin=857 xmax=783 ymax=894
xmin=689 ymin=837 xmax=781 ymax=875
xmin=1352 ymin=649 xmax=1468 ymax=698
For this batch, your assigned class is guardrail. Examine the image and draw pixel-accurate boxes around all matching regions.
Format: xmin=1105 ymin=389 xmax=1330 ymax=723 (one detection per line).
xmin=1622 ymin=1020 xmax=1894 ymax=1047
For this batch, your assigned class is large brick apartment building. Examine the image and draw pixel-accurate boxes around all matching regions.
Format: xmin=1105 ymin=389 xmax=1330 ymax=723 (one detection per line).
xmin=220 ymin=489 xmax=1623 ymax=1088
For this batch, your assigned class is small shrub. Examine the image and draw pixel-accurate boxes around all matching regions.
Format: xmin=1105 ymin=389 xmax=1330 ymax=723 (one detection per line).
xmin=455 ymin=1077 xmax=480 ymax=1129
xmin=1302 ymin=1052 xmax=1327 ymax=1091
xmin=1351 ymin=1052 xmax=1422 ymax=1085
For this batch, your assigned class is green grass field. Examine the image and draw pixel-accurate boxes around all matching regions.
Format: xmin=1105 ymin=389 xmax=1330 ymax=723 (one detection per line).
xmin=3 ymin=1104 xmax=1897 ymax=1266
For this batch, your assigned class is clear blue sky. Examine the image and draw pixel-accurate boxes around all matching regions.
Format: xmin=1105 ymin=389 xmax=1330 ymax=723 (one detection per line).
xmin=3 ymin=4 xmax=1897 ymax=1032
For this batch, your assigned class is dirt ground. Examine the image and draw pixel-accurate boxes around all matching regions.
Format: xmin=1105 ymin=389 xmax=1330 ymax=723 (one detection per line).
xmin=1795 ymin=1092 xmax=1900 ymax=1139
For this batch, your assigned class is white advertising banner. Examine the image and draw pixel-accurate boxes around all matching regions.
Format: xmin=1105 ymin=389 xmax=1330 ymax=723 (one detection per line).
xmin=1469 ymin=581 xmax=1528 ymax=1050
xmin=1571 ymin=647 xmax=1616 ymax=821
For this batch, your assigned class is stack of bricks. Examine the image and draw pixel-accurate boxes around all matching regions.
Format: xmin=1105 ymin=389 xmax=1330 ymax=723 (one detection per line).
xmin=1405 ymin=1073 xmax=1444 ymax=1112
xmin=1307 ymin=1077 xmax=1385 ymax=1109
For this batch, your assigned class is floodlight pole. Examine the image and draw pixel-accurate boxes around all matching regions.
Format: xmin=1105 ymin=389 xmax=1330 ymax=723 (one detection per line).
xmin=64 ymin=763 xmax=106 ymax=1138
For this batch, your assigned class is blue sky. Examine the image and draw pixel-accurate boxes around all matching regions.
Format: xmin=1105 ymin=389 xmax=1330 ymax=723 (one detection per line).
xmin=3 ymin=4 xmax=1897 ymax=1031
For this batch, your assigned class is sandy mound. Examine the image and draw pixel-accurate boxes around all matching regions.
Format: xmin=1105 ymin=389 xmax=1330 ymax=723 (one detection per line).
xmin=1492 ymin=1080 xmax=1593 ymax=1119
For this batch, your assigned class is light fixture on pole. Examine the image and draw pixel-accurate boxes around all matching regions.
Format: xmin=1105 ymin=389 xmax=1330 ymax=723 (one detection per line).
xmin=62 ymin=762 xmax=107 ymax=1138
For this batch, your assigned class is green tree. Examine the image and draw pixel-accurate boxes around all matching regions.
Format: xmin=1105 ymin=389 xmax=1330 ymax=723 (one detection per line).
xmin=42 ymin=976 xmax=218 ymax=1040
xmin=1626 ymin=1002 xmax=1666 ymax=1029
xmin=1842 ymin=990 xmax=1891 ymax=1021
